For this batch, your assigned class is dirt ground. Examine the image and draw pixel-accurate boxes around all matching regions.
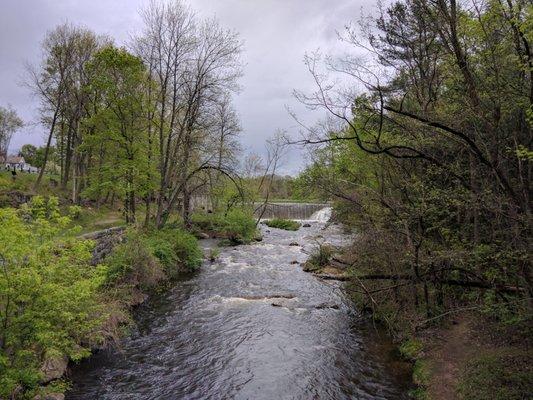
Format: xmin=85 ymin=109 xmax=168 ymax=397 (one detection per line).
xmin=422 ymin=317 xmax=477 ymax=400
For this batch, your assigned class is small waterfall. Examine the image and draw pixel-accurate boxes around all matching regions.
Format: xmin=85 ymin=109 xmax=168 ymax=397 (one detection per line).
xmin=255 ymin=202 xmax=329 ymax=220
xmin=310 ymin=207 xmax=332 ymax=222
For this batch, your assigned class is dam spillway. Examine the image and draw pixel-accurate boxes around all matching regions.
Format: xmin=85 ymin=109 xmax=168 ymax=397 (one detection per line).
xmin=254 ymin=202 xmax=330 ymax=220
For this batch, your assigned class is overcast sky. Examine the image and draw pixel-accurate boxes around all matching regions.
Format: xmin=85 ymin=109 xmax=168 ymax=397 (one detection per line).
xmin=0 ymin=0 xmax=369 ymax=174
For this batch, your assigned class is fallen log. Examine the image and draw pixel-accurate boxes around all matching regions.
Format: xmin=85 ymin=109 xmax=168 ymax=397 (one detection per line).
xmin=313 ymin=273 xmax=524 ymax=293
xmin=313 ymin=273 xmax=350 ymax=281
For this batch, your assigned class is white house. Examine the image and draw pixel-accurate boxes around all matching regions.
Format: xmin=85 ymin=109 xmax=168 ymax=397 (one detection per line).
xmin=3 ymin=155 xmax=38 ymax=172
xmin=4 ymin=155 xmax=26 ymax=170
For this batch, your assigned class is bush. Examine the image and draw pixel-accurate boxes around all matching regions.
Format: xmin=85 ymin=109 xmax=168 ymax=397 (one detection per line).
xmin=104 ymin=232 xmax=165 ymax=290
xmin=264 ymin=218 xmax=301 ymax=231
xmin=399 ymin=338 xmax=424 ymax=361
xmin=222 ymin=208 xmax=257 ymax=244
xmin=191 ymin=209 xmax=257 ymax=244
xmin=0 ymin=207 xmax=108 ymax=399
xmin=190 ymin=212 xmax=223 ymax=233
xmin=146 ymin=228 xmax=202 ymax=276
xmin=304 ymin=244 xmax=334 ymax=272
xmin=106 ymin=227 xmax=202 ymax=287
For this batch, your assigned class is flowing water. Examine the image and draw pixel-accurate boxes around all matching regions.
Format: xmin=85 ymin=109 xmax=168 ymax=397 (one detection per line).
xmin=68 ymin=210 xmax=411 ymax=399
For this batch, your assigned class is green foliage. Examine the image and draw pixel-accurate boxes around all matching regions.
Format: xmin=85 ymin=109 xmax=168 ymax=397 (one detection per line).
xmin=294 ymin=0 xmax=532 ymax=341
xmin=208 ymin=247 xmax=221 ymax=262
xmin=145 ymin=228 xmax=202 ymax=276
xmin=191 ymin=209 xmax=257 ymax=244
xmin=68 ymin=205 xmax=83 ymax=220
xmin=412 ymin=359 xmax=431 ymax=388
xmin=457 ymin=353 xmax=533 ymax=400
xmin=191 ymin=212 xmax=225 ymax=233
xmin=18 ymin=144 xmax=51 ymax=168
xmin=104 ymin=232 xmax=165 ymax=290
xmin=82 ymin=45 xmax=157 ymax=223
xmin=399 ymin=338 xmax=424 ymax=361
xmin=304 ymin=244 xmax=334 ymax=272
xmin=106 ymin=226 xmax=201 ymax=288
xmin=264 ymin=218 xmax=301 ymax=231
xmin=221 ymin=209 xmax=257 ymax=244
xmin=0 ymin=206 xmax=108 ymax=398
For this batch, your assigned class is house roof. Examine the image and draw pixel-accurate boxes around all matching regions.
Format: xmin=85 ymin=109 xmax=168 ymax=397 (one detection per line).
xmin=5 ymin=155 xmax=25 ymax=164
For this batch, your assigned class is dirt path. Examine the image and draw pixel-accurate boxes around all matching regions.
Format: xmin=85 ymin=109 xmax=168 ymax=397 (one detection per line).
xmin=424 ymin=317 xmax=477 ymax=400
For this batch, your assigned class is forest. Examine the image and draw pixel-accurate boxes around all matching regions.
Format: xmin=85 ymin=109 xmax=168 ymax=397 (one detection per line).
xmin=0 ymin=0 xmax=531 ymax=399
xmin=293 ymin=0 xmax=532 ymax=397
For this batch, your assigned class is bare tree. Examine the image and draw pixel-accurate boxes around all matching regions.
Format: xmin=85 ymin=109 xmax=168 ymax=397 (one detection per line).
xmin=0 ymin=105 xmax=23 ymax=161
xmin=135 ymin=1 xmax=243 ymax=227
xmin=254 ymin=131 xmax=288 ymax=224
xmin=26 ymin=23 xmax=105 ymax=191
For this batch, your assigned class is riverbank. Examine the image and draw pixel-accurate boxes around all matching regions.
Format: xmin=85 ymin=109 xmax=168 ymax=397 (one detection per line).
xmin=409 ymin=313 xmax=532 ymax=400
xmin=300 ymin=240 xmax=532 ymax=399
xmin=0 ymin=193 xmax=265 ymax=399
xmin=66 ymin=216 xmax=413 ymax=399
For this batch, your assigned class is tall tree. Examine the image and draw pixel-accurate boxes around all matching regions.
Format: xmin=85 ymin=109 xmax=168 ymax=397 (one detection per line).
xmin=82 ymin=46 xmax=155 ymax=223
xmin=135 ymin=0 xmax=243 ymax=227
xmin=293 ymin=0 xmax=532 ymax=325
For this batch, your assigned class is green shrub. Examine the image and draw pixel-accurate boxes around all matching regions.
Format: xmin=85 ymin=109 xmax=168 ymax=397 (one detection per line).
xmin=222 ymin=208 xmax=257 ymax=244
xmin=399 ymin=338 xmax=424 ymax=361
xmin=145 ymin=228 xmax=202 ymax=275
xmin=265 ymin=218 xmax=301 ymax=231
xmin=105 ymin=232 xmax=165 ymax=289
xmin=0 ymin=207 xmax=108 ymax=399
xmin=191 ymin=212 xmax=223 ymax=232
xmin=208 ymin=247 xmax=221 ymax=261
xmin=304 ymin=244 xmax=334 ymax=271
xmin=191 ymin=209 xmax=257 ymax=244
xmin=68 ymin=205 xmax=83 ymax=220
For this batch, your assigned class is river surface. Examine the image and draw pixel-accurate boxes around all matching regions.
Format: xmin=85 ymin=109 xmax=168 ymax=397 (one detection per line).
xmin=68 ymin=211 xmax=411 ymax=399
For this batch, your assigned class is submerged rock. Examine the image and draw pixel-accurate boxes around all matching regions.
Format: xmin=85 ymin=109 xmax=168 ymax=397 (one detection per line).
xmin=314 ymin=303 xmax=340 ymax=310
xmin=289 ymin=242 xmax=299 ymax=246
xmin=302 ymin=223 xmax=311 ymax=228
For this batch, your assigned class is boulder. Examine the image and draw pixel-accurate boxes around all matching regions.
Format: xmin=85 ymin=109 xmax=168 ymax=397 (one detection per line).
xmin=302 ymin=223 xmax=311 ymax=228
xmin=289 ymin=242 xmax=299 ymax=246
xmin=40 ymin=355 xmax=68 ymax=383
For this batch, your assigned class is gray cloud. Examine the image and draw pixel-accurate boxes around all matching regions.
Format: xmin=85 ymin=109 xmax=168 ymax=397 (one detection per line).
xmin=0 ymin=0 xmax=368 ymax=174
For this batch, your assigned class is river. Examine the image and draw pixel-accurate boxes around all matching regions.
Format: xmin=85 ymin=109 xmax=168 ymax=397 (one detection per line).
xmin=67 ymin=209 xmax=411 ymax=399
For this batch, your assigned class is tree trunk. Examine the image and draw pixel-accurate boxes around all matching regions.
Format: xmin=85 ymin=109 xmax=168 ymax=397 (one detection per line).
xmin=34 ymin=103 xmax=60 ymax=190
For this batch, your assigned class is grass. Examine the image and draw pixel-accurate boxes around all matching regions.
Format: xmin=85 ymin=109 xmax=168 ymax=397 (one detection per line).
xmin=0 ymin=170 xmax=63 ymax=191
xmin=303 ymin=244 xmax=334 ymax=272
xmin=264 ymin=218 xmax=301 ymax=231
xmin=399 ymin=338 xmax=424 ymax=361
xmin=411 ymin=359 xmax=431 ymax=399
xmin=73 ymin=206 xmax=125 ymax=234
xmin=457 ymin=351 xmax=533 ymax=400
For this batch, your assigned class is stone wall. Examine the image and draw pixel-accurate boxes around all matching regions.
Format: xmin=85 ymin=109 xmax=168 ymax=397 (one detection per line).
xmin=80 ymin=226 xmax=126 ymax=265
